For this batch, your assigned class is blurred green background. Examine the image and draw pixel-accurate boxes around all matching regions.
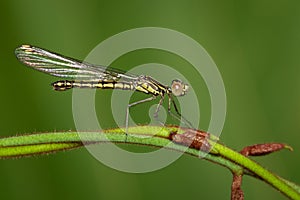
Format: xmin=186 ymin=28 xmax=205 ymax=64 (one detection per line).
xmin=1 ymin=1 xmax=300 ymax=199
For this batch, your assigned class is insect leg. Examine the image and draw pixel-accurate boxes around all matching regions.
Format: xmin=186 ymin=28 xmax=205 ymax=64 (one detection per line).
xmin=168 ymin=94 xmax=195 ymax=128
xmin=152 ymin=94 xmax=166 ymax=126
xmin=125 ymin=96 xmax=157 ymax=140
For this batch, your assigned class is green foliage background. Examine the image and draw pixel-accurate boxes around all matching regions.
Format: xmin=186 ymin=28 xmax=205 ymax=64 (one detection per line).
xmin=0 ymin=1 xmax=300 ymax=199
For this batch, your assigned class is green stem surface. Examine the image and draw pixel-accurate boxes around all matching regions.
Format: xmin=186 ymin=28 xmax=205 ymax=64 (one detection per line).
xmin=0 ymin=125 xmax=299 ymax=199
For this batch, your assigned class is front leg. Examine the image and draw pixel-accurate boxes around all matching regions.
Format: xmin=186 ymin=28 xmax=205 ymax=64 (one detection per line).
xmin=168 ymin=94 xmax=194 ymax=128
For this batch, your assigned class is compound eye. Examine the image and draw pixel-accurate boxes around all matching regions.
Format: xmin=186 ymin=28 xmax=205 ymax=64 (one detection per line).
xmin=171 ymin=80 xmax=184 ymax=96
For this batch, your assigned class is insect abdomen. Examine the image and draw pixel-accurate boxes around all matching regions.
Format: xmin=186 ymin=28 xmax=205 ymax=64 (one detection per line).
xmin=52 ymin=80 xmax=74 ymax=91
xmin=52 ymin=80 xmax=136 ymax=91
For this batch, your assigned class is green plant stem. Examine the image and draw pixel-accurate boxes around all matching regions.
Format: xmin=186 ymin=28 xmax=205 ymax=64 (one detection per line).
xmin=0 ymin=125 xmax=299 ymax=199
xmin=213 ymin=142 xmax=299 ymax=199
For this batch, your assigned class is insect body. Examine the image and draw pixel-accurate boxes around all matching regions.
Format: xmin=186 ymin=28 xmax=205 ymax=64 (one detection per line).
xmin=15 ymin=45 xmax=192 ymax=133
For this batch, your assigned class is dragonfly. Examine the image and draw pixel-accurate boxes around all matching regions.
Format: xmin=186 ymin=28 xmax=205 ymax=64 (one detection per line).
xmin=15 ymin=44 xmax=193 ymax=135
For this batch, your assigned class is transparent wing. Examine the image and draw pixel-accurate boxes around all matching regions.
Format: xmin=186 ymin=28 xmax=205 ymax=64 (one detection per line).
xmin=15 ymin=45 xmax=137 ymax=81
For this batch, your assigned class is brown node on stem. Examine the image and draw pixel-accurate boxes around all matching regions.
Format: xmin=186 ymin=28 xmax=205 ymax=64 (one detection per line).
xmin=169 ymin=129 xmax=211 ymax=152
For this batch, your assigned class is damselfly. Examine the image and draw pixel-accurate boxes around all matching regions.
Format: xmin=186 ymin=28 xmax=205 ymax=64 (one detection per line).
xmin=15 ymin=45 xmax=193 ymax=134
